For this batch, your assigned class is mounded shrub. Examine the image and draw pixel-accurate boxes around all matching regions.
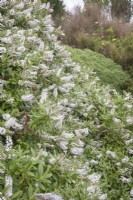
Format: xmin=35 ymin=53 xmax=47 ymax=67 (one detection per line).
xmin=0 ymin=1 xmax=133 ymax=200
xmin=66 ymin=46 xmax=131 ymax=92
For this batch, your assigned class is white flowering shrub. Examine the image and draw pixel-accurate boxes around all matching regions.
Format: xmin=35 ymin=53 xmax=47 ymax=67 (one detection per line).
xmin=0 ymin=1 xmax=133 ymax=200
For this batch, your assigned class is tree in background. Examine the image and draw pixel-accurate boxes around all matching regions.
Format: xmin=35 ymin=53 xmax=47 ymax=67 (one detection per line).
xmin=111 ymin=0 xmax=132 ymax=22
xmin=83 ymin=0 xmax=109 ymax=7
xmin=84 ymin=0 xmax=133 ymax=22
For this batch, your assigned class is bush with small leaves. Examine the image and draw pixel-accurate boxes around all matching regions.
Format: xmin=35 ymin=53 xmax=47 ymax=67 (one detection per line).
xmin=0 ymin=1 xmax=133 ymax=200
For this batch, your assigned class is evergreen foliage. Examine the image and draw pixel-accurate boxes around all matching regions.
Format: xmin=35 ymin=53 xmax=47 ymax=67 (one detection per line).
xmin=66 ymin=46 xmax=131 ymax=92
xmin=0 ymin=1 xmax=133 ymax=200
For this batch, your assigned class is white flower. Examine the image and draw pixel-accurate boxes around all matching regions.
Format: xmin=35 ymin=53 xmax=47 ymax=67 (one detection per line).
xmin=5 ymin=117 xmax=23 ymax=130
xmin=113 ymin=118 xmax=121 ymax=124
xmin=61 ymin=132 xmax=74 ymax=139
xmin=39 ymin=64 xmax=48 ymax=71
xmin=5 ymin=118 xmax=16 ymax=128
xmin=42 ymin=151 xmax=48 ymax=157
xmin=70 ymin=147 xmax=84 ymax=155
xmin=0 ymin=47 xmax=6 ymax=53
xmin=97 ymin=153 xmax=102 ymax=159
xmin=17 ymin=46 xmax=26 ymax=52
xmin=0 ymin=169 xmax=5 ymax=174
xmin=23 ymin=8 xmax=33 ymax=18
xmin=5 ymin=135 xmax=13 ymax=151
xmin=55 ymin=117 xmax=63 ymax=130
xmin=88 ymin=173 xmax=101 ymax=183
xmin=59 ymin=140 xmax=68 ymax=151
xmin=77 ymin=168 xmax=88 ymax=176
xmin=0 ymin=0 xmax=7 ymax=6
xmin=0 ymin=79 xmax=6 ymax=85
xmin=75 ymin=128 xmax=89 ymax=136
xmin=90 ymin=159 xmax=98 ymax=165
xmin=1 ymin=37 xmax=12 ymax=44
xmin=2 ymin=114 xmax=10 ymax=120
xmin=56 ymin=68 xmax=62 ymax=77
xmin=0 ymin=127 xmax=6 ymax=135
xmin=40 ymin=89 xmax=48 ymax=103
xmin=122 ymin=156 xmax=129 ymax=163
xmin=126 ymin=116 xmax=133 ymax=124
xmin=74 ymin=129 xmax=81 ymax=137
xmin=10 ymin=0 xmax=16 ymax=4
xmin=62 ymin=83 xmax=75 ymax=90
xmin=46 ymin=25 xmax=54 ymax=33
xmin=17 ymin=30 xmax=25 ymax=35
xmin=48 ymin=84 xmax=56 ymax=91
xmin=49 ymin=157 xmax=56 ymax=164
xmin=60 ymin=75 xmax=73 ymax=82
xmin=128 ymin=149 xmax=133 ymax=155
xmin=0 ymin=197 xmax=6 ymax=200
xmin=6 ymin=98 xmax=14 ymax=104
xmin=82 ymin=128 xmax=89 ymax=136
xmin=45 ymin=51 xmax=54 ymax=60
xmin=38 ymin=41 xmax=45 ymax=51
xmin=13 ymin=33 xmax=22 ymax=39
xmin=125 ymin=139 xmax=133 ymax=145
xmin=124 ymin=104 xmax=132 ymax=109
xmin=10 ymin=8 xmax=15 ymax=15
xmin=106 ymin=150 xmax=116 ymax=158
xmin=45 ymin=2 xmax=50 ymax=10
xmin=35 ymin=193 xmax=63 ymax=200
xmin=15 ymin=2 xmax=24 ymax=9
xmin=110 ymin=108 xmax=115 ymax=115
xmin=60 ymin=98 xmax=68 ymax=106
xmin=58 ymin=86 xmax=67 ymax=93
xmin=6 ymin=29 xmax=11 ymax=36
xmin=120 ymin=176 xmax=132 ymax=183
xmin=87 ymin=105 xmax=94 ymax=111
xmin=99 ymin=194 xmax=107 ymax=200
xmin=13 ymin=122 xmax=23 ymax=130
xmin=27 ymin=19 xmax=40 ymax=27
xmin=130 ymin=188 xmax=133 ymax=197
xmin=76 ymin=139 xmax=84 ymax=147
xmin=69 ymin=103 xmax=77 ymax=108
xmin=53 ymin=88 xmax=58 ymax=98
xmin=73 ymin=66 xmax=80 ymax=73
xmin=21 ymin=94 xmax=34 ymax=102
xmin=5 ymin=175 xmax=13 ymax=197
xmin=87 ymin=185 xmax=98 ymax=194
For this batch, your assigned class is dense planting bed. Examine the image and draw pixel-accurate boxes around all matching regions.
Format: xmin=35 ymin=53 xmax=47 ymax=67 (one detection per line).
xmin=0 ymin=1 xmax=133 ymax=200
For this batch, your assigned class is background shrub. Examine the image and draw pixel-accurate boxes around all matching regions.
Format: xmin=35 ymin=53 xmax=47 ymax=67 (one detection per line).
xmin=66 ymin=46 xmax=132 ymax=92
xmin=61 ymin=2 xmax=133 ymax=84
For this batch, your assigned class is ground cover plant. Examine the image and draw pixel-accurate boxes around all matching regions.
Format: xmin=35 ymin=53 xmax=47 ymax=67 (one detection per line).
xmin=0 ymin=1 xmax=133 ymax=200
xmin=66 ymin=46 xmax=131 ymax=92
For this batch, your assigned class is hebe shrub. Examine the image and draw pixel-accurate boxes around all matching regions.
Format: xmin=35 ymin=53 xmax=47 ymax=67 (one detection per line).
xmin=0 ymin=1 xmax=133 ymax=200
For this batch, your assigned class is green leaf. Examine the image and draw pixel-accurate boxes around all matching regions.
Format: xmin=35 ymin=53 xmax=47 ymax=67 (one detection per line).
xmin=28 ymin=185 xmax=33 ymax=197
xmin=38 ymin=163 xmax=43 ymax=177
xmin=11 ymin=190 xmax=23 ymax=199
xmin=27 ymin=171 xmax=36 ymax=178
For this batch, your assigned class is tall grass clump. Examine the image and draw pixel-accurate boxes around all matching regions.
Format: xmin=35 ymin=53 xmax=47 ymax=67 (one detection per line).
xmin=0 ymin=1 xmax=133 ymax=200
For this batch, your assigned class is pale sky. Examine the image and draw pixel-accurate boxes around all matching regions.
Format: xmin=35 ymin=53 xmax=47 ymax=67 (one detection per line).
xmin=63 ymin=0 xmax=84 ymax=11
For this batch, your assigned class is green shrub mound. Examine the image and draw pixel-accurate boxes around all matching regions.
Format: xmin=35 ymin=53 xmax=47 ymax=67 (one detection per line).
xmin=0 ymin=1 xmax=133 ymax=200
xmin=66 ymin=46 xmax=131 ymax=92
